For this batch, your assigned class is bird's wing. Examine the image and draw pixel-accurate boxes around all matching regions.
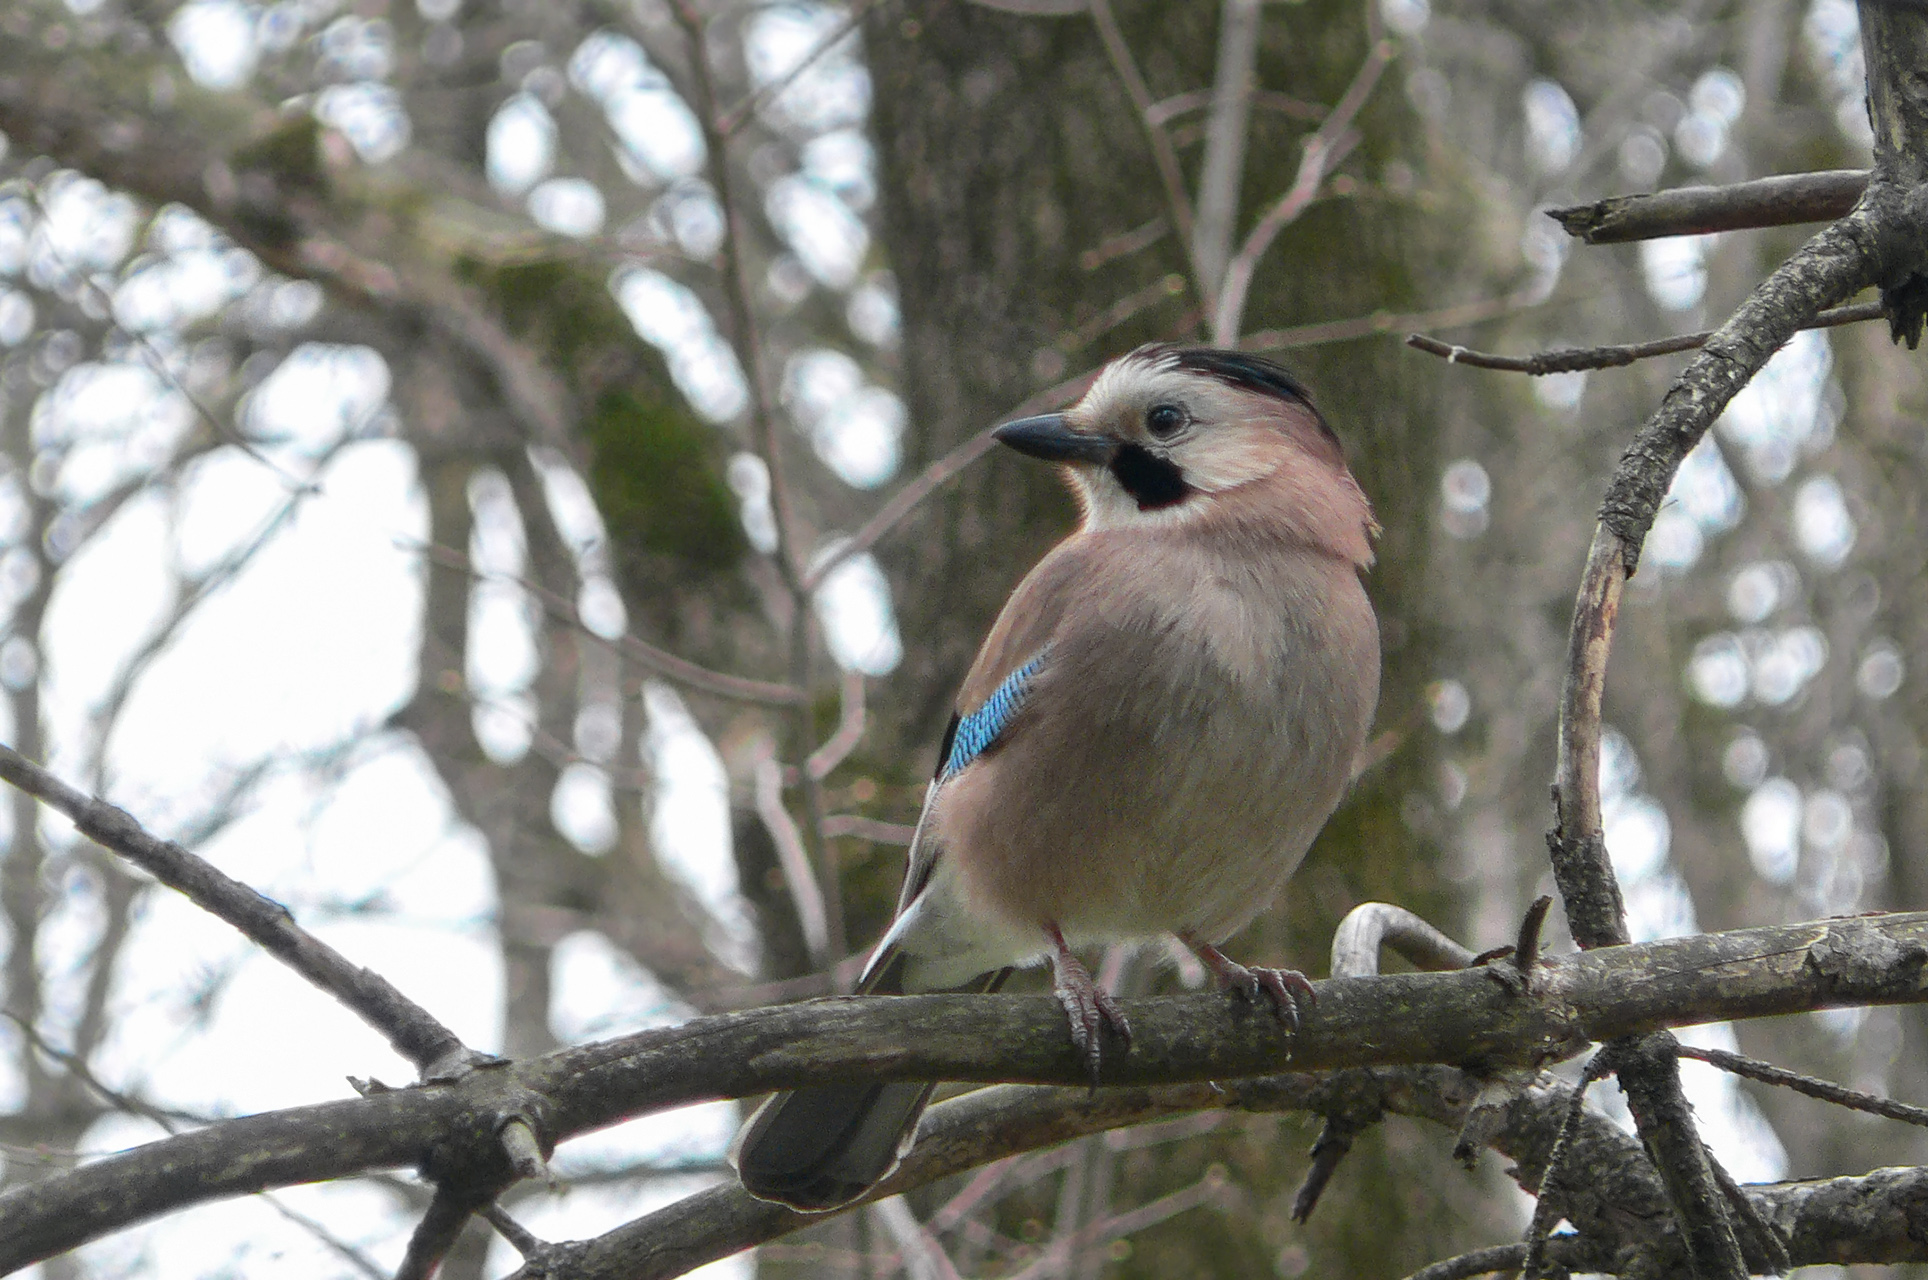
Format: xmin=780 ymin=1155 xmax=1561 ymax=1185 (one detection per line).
xmin=860 ymin=539 xmax=1093 ymax=981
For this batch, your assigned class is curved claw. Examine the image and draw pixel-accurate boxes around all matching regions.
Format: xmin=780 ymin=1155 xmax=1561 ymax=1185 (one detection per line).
xmin=1046 ymin=924 xmax=1131 ymax=1088
xmin=1186 ymin=936 xmax=1316 ymax=1030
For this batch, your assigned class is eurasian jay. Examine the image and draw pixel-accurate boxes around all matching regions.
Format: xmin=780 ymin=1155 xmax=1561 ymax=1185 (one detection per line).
xmin=734 ymin=344 xmax=1381 ymax=1211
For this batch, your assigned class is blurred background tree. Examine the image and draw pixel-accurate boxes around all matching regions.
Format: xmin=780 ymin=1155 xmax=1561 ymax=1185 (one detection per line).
xmin=0 ymin=0 xmax=1918 ymax=1275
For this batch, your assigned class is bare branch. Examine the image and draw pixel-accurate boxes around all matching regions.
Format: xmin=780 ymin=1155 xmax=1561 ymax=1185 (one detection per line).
xmin=1548 ymin=170 xmax=1869 ymax=244
xmin=822 ymin=814 xmax=917 ymax=844
xmin=395 ymin=1185 xmax=478 ymax=1280
xmin=1526 ymin=70 xmax=1905 ymax=1280
xmin=0 ymin=746 xmax=474 ymax=1077
xmin=1613 ymin=1033 xmax=1749 ymax=1278
xmin=413 ymin=542 xmax=807 ymax=707
xmin=964 ymin=0 xmax=1085 ymax=13
xmin=1680 ymin=1044 xmax=1928 ymax=1128
xmin=1521 ymin=1051 xmax=1614 ymax=1278
xmin=1078 ymin=216 xmax=1170 ymax=271
xmin=1062 ymin=272 xmax=1190 ymax=351
xmin=1212 ymin=33 xmax=1394 ymax=343
xmin=717 ymin=0 xmax=878 ymax=136
xmin=1087 ymin=0 xmax=1202 ymax=298
xmin=1242 ymin=288 xmax=1543 ymax=353
xmin=6 ymin=910 xmax=1928 ymax=1272
xmin=755 ymin=738 xmax=832 ymax=967
xmin=804 ymin=672 xmax=868 ymax=780
xmin=1146 ymin=88 xmax=1325 ymax=128
xmin=1406 ymin=299 xmax=1885 ymax=374
xmin=1192 ymin=0 xmax=1263 ymax=297
xmin=1329 ymin=902 xmax=1477 ymax=978
xmin=801 ymin=366 xmax=1105 ymax=592
xmin=1405 ymin=1244 xmax=1530 ymax=1280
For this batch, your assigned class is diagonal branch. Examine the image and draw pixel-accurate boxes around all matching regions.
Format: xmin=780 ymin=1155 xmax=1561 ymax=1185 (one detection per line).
xmin=0 ymin=746 xmax=475 ymax=1077
xmin=1211 ymin=26 xmax=1394 ymax=343
xmin=414 ymin=543 xmax=806 ymax=707
xmin=1087 ymin=0 xmax=1203 ymax=299
xmin=800 ymin=366 xmax=1105 ymax=591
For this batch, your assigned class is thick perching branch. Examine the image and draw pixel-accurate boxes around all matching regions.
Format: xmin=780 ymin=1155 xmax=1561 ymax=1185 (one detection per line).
xmin=1 ymin=895 xmax=1925 ymax=1273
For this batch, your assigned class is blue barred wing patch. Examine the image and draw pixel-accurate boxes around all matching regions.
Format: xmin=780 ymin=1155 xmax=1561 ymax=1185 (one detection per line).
xmin=941 ymin=651 xmax=1048 ymax=780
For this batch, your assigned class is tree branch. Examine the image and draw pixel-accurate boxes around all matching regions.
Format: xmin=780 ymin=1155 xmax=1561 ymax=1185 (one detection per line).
xmin=1087 ymin=0 xmax=1203 ymax=299
xmin=413 ymin=543 xmax=807 ymax=707
xmin=4 ymin=910 xmax=1926 ymax=1272
xmin=1191 ymin=0 xmax=1262 ymax=300
xmin=1211 ymin=27 xmax=1393 ymax=343
xmin=1547 ymin=170 xmax=1870 ymax=244
xmin=1406 ymin=298 xmax=1885 ymax=374
xmin=0 ymin=746 xmax=475 ymax=1078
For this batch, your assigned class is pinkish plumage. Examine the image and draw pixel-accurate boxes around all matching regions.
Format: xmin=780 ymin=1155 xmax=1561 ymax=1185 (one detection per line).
xmin=735 ymin=345 xmax=1381 ymax=1211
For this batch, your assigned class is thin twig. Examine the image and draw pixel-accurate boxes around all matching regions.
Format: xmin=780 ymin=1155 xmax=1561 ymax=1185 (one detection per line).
xmin=718 ymin=0 xmax=878 ymax=135
xmin=822 ymin=814 xmax=917 ymax=844
xmin=1088 ymin=0 xmax=1202 ymax=299
xmin=1709 ymin=1152 xmax=1791 ymax=1275
xmin=1679 ymin=1044 xmax=1928 ymax=1127
xmin=755 ymin=738 xmax=832 ymax=967
xmin=260 ymin=1195 xmax=389 ymax=1280
xmin=27 ymin=192 xmax=323 ymax=497
xmin=675 ymin=0 xmax=843 ymax=953
xmin=1146 ymin=88 xmax=1325 ymax=128
xmin=1192 ymin=0 xmax=1263 ymax=297
xmin=1061 ymin=272 xmax=1190 ymax=352
xmin=413 ymin=542 xmax=806 ymax=707
xmin=1407 ymin=299 xmax=1885 ymax=374
xmin=483 ymin=1203 xmax=545 ymax=1256
xmin=1000 ymin=1167 xmax=1223 ymax=1280
xmin=11 ymin=1013 xmax=393 ymax=1277
xmin=801 ymin=365 xmax=1104 ymax=592
xmin=3 ymin=1011 xmax=201 ymax=1131
xmin=1521 ymin=1050 xmax=1615 ymax=1279
xmin=1242 ymin=287 xmax=1543 ymax=353
xmin=803 ymin=671 xmax=867 ymax=780
xmin=1078 ymin=216 xmax=1170 ymax=272
xmin=674 ymin=3 xmax=802 ymax=590
xmin=0 ymin=745 xmax=474 ymax=1076
xmin=1213 ymin=28 xmax=1394 ymax=342
xmin=869 ymin=1195 xmax=967 ymax=1280
xmin=85 ymin=431 xmax=364 ymax=784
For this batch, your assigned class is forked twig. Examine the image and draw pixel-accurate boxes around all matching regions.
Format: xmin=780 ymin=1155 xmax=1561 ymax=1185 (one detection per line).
xmin=1408 ymin=299 xmax=1884 ymax=375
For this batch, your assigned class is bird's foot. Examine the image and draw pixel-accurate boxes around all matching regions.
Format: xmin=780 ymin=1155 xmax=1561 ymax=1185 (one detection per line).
xmin=1186 ymin=937 xmax=1316 ymax=1031
xmin=1046 ymin=923 xmax=1130 ymax=1087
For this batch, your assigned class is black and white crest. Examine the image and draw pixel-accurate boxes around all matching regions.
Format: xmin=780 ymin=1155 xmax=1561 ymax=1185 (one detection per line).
xmin=1147 ymin=345 xmax=1340 ymax=449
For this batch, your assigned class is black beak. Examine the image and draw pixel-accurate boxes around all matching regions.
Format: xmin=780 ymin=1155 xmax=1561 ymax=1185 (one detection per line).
xmin=992 ymin=414 xmax=1116 ymax=465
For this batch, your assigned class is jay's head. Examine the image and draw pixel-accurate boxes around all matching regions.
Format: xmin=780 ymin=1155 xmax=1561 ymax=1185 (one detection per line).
xmin=995 ymin=345 xmax=1378 ymax=566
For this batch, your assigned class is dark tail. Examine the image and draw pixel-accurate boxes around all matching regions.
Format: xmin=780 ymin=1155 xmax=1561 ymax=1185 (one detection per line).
xmin=732 ymin=958 xmax=1009 ymax=1211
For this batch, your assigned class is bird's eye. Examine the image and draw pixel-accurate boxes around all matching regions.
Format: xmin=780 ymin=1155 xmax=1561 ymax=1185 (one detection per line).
xmin=1147 ymin=404 xmax=1186 ymax=438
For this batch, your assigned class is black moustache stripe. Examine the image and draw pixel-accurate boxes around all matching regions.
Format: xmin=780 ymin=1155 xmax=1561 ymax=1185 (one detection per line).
xmin=1111 ymin=443 xmax=1191 ymax=510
